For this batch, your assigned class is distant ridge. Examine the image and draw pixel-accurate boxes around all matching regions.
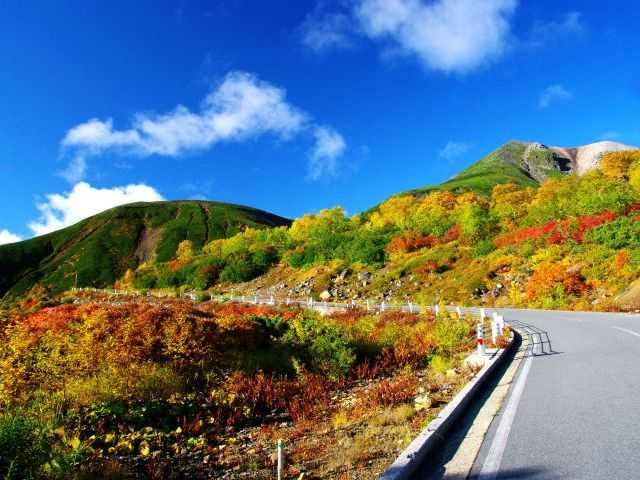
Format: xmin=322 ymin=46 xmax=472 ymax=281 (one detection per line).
xmin=0 ymin=200 xmax=290 ymax=300
xmin=408 ymin=139 xmax=638 ymax=197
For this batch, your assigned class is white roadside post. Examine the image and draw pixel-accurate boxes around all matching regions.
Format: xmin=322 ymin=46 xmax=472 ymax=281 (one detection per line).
xmin=366 ymin=299 xmax=371 ymax=311
xmin=491 ymin=317 xmax=498 ymax=344
xmin=456 ymin=306 xmax=463 ymax=318
xmin=381 ymin=301 xmax=386 ymax=312
xmin=254 ymin=295 xmax=258 ymax=304
xmin=277 ymin=439 xmax=284 ymax=480
xmin=497 ymin=315 xmax=505 ymax=336
xmin=434 ymin=304 xmax=440 ymax=316
xmin=270 ymin=295 xmax=275 ymax=306
xmin=480 ymin=308 xmax=486 ymax=321
xmin=477 ymin=323 xmax=486 ymax=356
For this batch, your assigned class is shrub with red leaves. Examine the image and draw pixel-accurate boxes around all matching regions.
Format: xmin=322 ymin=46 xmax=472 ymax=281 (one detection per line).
xmin=386 ymin=232 xmax=437 ymax=255
xmin=441 ymin=224 xmax=460 ymax=243
xmin=359 ymin=374 xmax=418 ymax=409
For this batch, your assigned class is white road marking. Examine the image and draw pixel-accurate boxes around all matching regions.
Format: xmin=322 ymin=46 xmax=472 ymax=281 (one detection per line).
xmin=613 ymin=326 xmax=640 ymax=338
xmin=477 ymin=344 xmax=533 ymax=480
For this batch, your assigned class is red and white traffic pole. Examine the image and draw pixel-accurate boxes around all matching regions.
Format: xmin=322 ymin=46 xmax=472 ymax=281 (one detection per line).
xmin=477 ymin=323 xmax=486 ymax=355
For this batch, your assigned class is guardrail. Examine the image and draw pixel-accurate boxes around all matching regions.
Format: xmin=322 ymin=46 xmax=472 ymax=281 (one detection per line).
xmin=70 ymin=288 xmax=508 ymax=325
xmin=72 ymin=287 xmax=434 ymax=314
xmin=210 ymin=294 xmax=427 ymax=314
xmin=71 ymin=287 xmax=507 ymax=347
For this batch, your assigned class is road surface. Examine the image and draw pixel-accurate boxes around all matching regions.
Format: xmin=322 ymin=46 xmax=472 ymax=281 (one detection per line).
xmin=417 ymin=308 xmax=640 ymax=480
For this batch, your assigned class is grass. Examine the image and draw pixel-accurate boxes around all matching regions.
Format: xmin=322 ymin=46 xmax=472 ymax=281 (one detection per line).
xmin=0 ymin=200 xmax=290 ymax=301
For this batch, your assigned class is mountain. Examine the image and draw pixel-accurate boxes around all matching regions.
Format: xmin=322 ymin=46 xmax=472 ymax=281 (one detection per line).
xmin=0 ymin=201 xmax=290 ymax=300
xmin=408 ymin=140 xmax=635 ymax=196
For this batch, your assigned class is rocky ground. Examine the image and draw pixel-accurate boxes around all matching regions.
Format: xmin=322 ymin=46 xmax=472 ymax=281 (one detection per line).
xmin=100 ymin=367 xmax=477 ymax=480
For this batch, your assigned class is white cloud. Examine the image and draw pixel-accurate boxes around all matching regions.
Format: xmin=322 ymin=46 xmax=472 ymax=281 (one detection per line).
xmin=0 ymin=229 xmax=22 ymax=245
xmin=29 ymin=182 xmax=165 ymax=236
xmin=62 ymin=71 xmax=345 ymax=180
xmin=301 ymin=0 xmax=516 ymax=73
xmin=301 ymin=6 xmax=355 ymax=52
xmin=58 ymin=155 xmax=87 ymax=183
xmin=538 ymin=84 xmax=572 ymax=109
xmin=529 ymin=11 xmax=584 ymax=46
xmin=439 ymin=141 xmax=472 ymax=160
xmin=307 ymin=126 xmax=347 ymax=180
xmin=355 ymin=0 xmax=516 ymax=73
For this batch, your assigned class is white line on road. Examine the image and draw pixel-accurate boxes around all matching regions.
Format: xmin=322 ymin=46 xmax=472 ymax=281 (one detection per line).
xmin=477 ymin=345 xmax=533 ymax=480
xmin=612 ymin=326 xmax=640 ymax=338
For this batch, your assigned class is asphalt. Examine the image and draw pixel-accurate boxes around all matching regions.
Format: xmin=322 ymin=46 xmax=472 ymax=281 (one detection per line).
xmin=464 ymin=308 xmax=640 ymax=480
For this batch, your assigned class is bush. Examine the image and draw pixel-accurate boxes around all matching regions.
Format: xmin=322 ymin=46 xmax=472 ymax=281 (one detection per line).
xmin=429 ymin=354 xmax=454 ymax=374
xmin=586 ymin=217 xmax=640 ymax=250
xmin=133 ymin=272 xmax=157 ymax=289
xmin=283 ymin=315 xmax=356 ymax=379
xmin=220 ymin=257 xmax=259 ymax=283
xmin=220 ymin=248 xmax=278 ymax=283
xmin=190 ymin=258 xmax=222 ymax=290
xmin=0 ymin=411 xmax=50 ymax=479
xmin=472 ymin=239 xmax=495 ymax=258
xmin=433 ymin=318 xmax=471 ymax=357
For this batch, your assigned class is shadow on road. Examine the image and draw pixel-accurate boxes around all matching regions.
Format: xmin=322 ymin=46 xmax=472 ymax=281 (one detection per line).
xmin=507 ymin=319 xmax=559 ymax=358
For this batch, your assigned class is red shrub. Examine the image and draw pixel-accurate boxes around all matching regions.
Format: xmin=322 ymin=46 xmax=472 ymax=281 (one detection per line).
xmin=415 ymin=260 xmax=439 ymax=274
xmin=441 ymin=224 xmax=460 ymax=243
xmin=387 ymin=232 xmax=436 ymax=254
xmin=359 ymin=374 xmax=418 ymax=409
xmin=615 ymin=251 xmax=629 ymax=271
xmin=496 ymin=211 xmax=617 ymax=247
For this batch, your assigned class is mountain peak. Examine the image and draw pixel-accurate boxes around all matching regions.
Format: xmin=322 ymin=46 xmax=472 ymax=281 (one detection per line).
xmin=548 ymin=140 xmax=636 ymax=176
xmin=407 ymin=139 xmax=639 ymax=198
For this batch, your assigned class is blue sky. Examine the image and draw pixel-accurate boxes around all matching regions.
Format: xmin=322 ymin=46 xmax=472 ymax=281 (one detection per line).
xmin=1 ymin=0 xmax=640 ymax=243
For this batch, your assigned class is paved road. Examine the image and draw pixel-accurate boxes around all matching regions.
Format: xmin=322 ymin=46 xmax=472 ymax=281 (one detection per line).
xmin=465 ymin=308 xmax=640 ymax=480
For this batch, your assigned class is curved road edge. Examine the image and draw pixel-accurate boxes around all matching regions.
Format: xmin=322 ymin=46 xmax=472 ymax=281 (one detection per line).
xmin=379 ymin=331 xmax=519 ymax=480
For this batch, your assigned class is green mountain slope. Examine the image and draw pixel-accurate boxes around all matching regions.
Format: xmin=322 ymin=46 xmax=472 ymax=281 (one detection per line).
xmin=409 ymin=141 xmax=551 ymax=197
xmin=406 ymin=139 xmax=635 ymax=197
xmin=0 ymin=201 xmax=290 ymax=300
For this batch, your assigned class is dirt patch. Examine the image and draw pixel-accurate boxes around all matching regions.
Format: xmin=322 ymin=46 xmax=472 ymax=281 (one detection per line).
xmin=135 ymin=227 xmax=163 ymax=262
xmin=615 ymin=278 xmax=640 ymax=310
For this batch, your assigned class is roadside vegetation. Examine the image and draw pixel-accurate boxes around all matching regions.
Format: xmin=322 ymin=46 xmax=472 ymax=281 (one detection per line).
xmin=0 ymin=297 xmax=484 ymax=478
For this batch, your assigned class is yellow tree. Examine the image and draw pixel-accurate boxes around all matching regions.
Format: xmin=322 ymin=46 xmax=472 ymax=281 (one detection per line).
xmin=601 ymin=150 xmax=640 ymax=180
xmin=413 ymin=191 xmax=457 ymax=234
xmin=490 ymin=183 xmax=535 ymax=229
xmin=176 ymin=239 xmax=194 ymax=260
xmin=366 ymin=195 xmax=416 ymax=230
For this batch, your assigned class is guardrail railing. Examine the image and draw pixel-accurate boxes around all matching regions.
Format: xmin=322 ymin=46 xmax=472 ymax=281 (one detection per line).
xmin=70 ymin=287 xmax=508 ymax=353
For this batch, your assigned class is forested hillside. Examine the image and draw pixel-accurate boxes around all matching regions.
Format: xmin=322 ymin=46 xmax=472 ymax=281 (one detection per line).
xmin=0 ymin=201 xmax=289 ymax=302
xmin=121 ymin=149 xmax=640 ymax=311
